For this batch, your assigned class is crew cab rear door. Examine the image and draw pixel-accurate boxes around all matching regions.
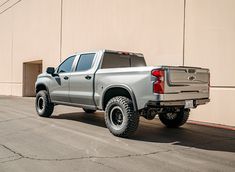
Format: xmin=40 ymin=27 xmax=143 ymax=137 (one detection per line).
xmin=69 ymin=53 xmax=97 ymax=106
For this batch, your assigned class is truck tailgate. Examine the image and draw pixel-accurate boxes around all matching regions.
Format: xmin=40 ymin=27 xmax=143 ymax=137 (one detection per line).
xmin=163 ymin=66 xmax=210 ymax=100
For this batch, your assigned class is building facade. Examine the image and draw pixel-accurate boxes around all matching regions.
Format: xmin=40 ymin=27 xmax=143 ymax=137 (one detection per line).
xmin=0 ymin=0 xmax=235 ymax=126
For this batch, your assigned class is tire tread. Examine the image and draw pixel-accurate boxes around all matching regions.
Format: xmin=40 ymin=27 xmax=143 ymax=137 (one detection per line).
xmin=159 ymin=109 xmax=189 ymax=128
xmin=105 ymin=96 xmax=139 ymax=137
xmin=35 ymin=90 xmax=54 ymax=117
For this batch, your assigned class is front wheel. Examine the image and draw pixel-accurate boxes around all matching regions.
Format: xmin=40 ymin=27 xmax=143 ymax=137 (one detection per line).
xmin=35 ymin=90 xmax=54 ymax=117
xmin=158 ymin=109 xmax=189 ymax=128
xmin=105 ymin=96 xmax=139 ymax=137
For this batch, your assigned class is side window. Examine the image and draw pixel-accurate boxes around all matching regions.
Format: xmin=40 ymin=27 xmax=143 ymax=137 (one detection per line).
xmin=101 ymin=53 xmax=146 ymax=68
xmin=57 ymin=56 xmax=75 ymax=73
xmin=76 ymin=53 xmax=95 ymax=72
xmin=101 ymin=53 xmax=130 ymax=69
xmin=131 ymin=56 xmax=146 ymax=67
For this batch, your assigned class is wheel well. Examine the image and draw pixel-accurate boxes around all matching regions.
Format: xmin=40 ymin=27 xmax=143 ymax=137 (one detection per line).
xmin=102 ymin=87 xmax=132 ymax=110
xmin=36 ymin=84 xmax=48 ymax=93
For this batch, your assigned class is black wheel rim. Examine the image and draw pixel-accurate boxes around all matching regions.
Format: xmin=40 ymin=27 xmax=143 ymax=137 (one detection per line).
xmin=37 ymin=97 xmax=44 ymax=112
xmin=110 ymin=106 xmax=124 ymax=130
xmin=165 ymin=112 xmax=177 ymax=120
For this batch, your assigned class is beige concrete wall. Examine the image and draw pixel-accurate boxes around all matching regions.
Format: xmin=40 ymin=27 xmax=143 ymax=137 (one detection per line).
xmin=185 ymin=0 xmax=235 ymax=126
xmin=62 ymin=0 xmax=184 ymax=65
xmin=0 ymin=0 xmax=234 ymax=126
xmin=0 ymin=0 xmax=61 ymax=96
xmin=0 ymin=8 xmax=13 ymax=95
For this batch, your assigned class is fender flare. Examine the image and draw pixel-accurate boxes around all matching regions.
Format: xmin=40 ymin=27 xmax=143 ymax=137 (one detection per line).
xmin=101 ymin=84 xmax=138 ymax=112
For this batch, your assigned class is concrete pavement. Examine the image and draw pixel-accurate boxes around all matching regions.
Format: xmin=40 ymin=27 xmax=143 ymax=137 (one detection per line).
xmin=0 ymin=96 xmax=235 ymax=172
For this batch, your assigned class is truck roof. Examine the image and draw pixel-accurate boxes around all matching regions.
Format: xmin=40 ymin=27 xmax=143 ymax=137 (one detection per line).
xmin=73 ymin=49 xmax=144 ymax=57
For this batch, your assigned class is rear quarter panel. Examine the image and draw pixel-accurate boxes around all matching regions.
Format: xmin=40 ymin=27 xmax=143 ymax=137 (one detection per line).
xmin=95 ymin=67 xmax=157 ymax=110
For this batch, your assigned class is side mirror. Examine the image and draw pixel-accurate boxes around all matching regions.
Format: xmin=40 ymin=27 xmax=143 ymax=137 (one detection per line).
xmin=46 ymin=67 xmax=55 ymax=75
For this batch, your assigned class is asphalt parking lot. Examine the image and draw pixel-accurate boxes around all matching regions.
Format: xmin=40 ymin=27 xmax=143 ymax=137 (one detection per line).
xmin=0 ymin=96 xmax=235 ymax=172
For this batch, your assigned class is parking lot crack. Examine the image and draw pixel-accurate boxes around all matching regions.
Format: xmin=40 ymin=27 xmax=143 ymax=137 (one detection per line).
xmin=23 ymin=149 xmax=177 ymax=161
xmin=0 ymin=144 xmax=24 ymax=163
xmin=0 ymin=144 xmax=196 ymax=164
xmin=0 ymin=144 xmax=24 ymax=158
xmin=0 ymin=143 xmax=191 ymax=164
xmin=0 ymin=157 xmax=23 ymax=164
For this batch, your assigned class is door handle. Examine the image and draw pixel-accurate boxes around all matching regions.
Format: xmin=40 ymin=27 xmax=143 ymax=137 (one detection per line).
xmin=85 ymin=75 xmax=92 ymax=80
xmin=64 ymin=76 xmax=69 ymax=80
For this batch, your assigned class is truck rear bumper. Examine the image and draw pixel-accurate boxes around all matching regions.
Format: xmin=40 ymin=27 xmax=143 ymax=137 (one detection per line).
xmin=147 ymin=98 xmax=210 ymax=108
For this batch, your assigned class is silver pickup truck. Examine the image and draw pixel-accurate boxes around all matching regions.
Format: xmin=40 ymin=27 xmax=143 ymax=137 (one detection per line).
xmin=35 ymin=50 xmax=210 ymax=137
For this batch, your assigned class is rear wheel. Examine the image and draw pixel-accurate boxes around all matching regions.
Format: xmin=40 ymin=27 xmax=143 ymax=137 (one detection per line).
xmin=159 ymin=109 xmax=189 ymax=128
xmin=82 ymin=108 xmax=96 ymax=113
xmin=105 ymin=96 xmax=139 ymax=137
xmin=35 ymin=90 xmax=54 ymax=117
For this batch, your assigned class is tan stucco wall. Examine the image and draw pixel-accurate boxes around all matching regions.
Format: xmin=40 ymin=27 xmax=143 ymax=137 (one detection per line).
xmin=0 ymin=0 xmax=61 ymax=96
xmin=184 ymin=0 xmax=235 ymax=126
xmin=0 ymin=0 xmax=234 ymax=126
xmin=0 ymin=8 xmax=12 ymax=95
xmin=62 ymin=0 xmax=184 ymax=66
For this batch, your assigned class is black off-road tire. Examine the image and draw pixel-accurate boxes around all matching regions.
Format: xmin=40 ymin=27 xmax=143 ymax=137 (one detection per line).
xmin=105 ymin=96 xmax=139 ymax=137
xmin=83 ymin=108 xmax=96 ymax=113
xmin=159 ymin=109 xmax=190 ymax=128
xmin=35 ymin=90 xmax=54 ymax=117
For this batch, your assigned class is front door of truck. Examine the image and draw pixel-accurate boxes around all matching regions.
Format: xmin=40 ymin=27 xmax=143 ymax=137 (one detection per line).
xmin=49 ymin=55 xmax=76 ymax=103
xmin=69 ymin=53 xmax=96 ymax=106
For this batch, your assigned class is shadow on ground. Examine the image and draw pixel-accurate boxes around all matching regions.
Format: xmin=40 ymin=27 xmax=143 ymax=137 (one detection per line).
xmin=52 ymin=112 xmax=235 ymax=153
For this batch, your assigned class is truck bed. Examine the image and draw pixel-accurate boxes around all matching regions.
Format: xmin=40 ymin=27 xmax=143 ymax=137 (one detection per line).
xmin=95 ymin=65 xmax=210 ymax=110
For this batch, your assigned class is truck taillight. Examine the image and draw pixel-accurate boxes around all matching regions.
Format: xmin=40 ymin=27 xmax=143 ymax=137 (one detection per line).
xmin=151 ymin=69 xmax=165 ymax=94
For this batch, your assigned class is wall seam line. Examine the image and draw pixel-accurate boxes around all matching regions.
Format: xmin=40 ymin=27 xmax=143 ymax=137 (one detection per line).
xmin=59 ymin=0 xmax=63 ymax=62
xmin=182 ymin=0 xmax=186 ymax=66
xmin=11 ymin=11 xmax=13 ymax=95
